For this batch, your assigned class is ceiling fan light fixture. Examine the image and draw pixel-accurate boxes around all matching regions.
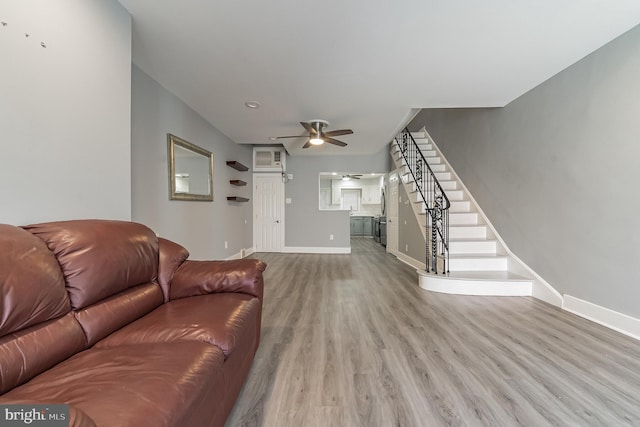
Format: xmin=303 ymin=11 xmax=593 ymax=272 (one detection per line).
xmin=309 ymin=137 xmax=324 ymax=145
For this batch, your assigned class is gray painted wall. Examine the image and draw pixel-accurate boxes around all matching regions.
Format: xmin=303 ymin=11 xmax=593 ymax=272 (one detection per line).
xmin=397 ymin=182 xmax=426 ymax=264
xmin=409 ymin=24 xmax=640 ymax=318
xmin=131 ymin=66 xmax=253 ymax=260
xmin=0 ymin=0 xmax=131 ymax=224
xmin=284 ymin=149 xmax=390 ymax=248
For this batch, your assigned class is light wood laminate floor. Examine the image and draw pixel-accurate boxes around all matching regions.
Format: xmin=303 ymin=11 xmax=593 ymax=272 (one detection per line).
xmin=226 ymin=237 xmax=640 ymax=426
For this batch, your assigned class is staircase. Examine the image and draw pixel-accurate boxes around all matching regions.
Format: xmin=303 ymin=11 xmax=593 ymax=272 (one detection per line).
xmin=391 ymin=128 xmax=533 ymax=296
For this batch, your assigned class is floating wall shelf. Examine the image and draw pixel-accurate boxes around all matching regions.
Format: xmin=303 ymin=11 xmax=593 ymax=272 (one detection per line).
xmin=226 ymin=161 xmax=249 ymax=171
xmin=227 ymin=161 xmax=249 ymax=202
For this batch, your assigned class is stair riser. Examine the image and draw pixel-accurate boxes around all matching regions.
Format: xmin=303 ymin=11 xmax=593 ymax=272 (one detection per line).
xmin=405 ymin=174 xmax=457 ymax=190
xmin=391 ymin=144 xmax=435 ymax=155
xmin=401 ymin=163 xmax=448 ymax=179
xmin=418 ymin=201 xmax=471 ymax=213
xmin=449 ymin=241 xmax=497 ymax=254
xmin=425 ymin=157 xmax=442 ymax=165
xmin=419 ymin=203 xmax=476 ymax=219
xmin=449 ymin=213 xmax=478 ymax=225
xmin=413 ymin=188 xmax=464 ymax=201
xmin=420 ymin=150 xmax=437 ymax=157
xmin=420 ymin=205 xmax=476 ymax=222
xmin=449 ymin=201 xmax=471 ymax=212
xmin=449 ymin=226 xmax=487 ymax=239
xmin=449 ymin=257 xmax=508 ymax=271
xmin=419 ymin=274 xmax=531 ymax=296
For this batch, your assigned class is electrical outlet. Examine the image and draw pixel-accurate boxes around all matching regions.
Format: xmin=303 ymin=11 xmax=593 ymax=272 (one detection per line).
xmin=329 ymin=234 xmax=334 ymax=241
xmin=224 ymin=241 xmax=228 ymax=249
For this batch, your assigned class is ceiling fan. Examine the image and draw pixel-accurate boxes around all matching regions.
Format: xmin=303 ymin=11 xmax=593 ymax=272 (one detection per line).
xmin=275 ymin=120 xmax=353 ymax=148
xmin=341 ymin=174 xmax=362 ymax=180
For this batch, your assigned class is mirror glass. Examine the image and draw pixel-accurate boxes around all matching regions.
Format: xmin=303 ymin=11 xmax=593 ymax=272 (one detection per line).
xmin=168 ymin=134 xmax=214 ymax=201
xmin=319 ymin=172 xmax=385 ymax=216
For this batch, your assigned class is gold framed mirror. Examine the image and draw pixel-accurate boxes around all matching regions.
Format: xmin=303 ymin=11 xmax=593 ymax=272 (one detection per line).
xmin=167 ymin=133 xmax=214 ymax=201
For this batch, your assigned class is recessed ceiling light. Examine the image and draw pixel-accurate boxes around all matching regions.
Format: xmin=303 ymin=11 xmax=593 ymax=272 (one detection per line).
xmin=268 ymin=136 xmax=277 ymax=141
xmin=244 ymin=101 xmax=260 ymax=109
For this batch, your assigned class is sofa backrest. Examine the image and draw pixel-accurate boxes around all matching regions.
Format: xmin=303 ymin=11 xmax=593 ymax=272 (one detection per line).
xmin=23 ymin=220 xmax=165 ymax=346
xmin=0 ymin=225 xmax=86 ymax=394
xmin=24 ymin=220 xmax=159 ymax=310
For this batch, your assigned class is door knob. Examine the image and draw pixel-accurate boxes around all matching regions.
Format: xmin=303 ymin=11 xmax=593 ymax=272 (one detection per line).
xmin=275 ymin=220 xmax=280 ymax=223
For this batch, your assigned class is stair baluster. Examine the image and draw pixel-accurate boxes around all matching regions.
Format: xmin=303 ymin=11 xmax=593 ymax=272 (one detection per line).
xmin=395 ymin=128 xmax=450 ymax=274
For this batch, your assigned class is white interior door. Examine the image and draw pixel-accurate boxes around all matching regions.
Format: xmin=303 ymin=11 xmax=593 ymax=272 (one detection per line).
xmin=253 ymin=174 xmax=284 ymax=252
xmin=387 ymin=171 xmax=399 ymax=255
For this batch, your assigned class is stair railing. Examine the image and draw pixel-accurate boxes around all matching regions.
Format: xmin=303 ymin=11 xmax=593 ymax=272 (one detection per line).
xmin=394 ymin=128 xmax=450 ymax=274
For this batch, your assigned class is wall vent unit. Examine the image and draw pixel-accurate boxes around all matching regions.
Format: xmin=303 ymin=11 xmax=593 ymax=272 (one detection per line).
xmin=253 ymin=147 xmax=285 ymax=172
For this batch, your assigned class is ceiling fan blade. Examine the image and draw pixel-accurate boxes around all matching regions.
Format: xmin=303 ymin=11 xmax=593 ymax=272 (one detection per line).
xmin=302 ymin=139 xmax=312 ymax=149
xmin=300 ymin=122 xmax=317 ymax=135
xmin=324 ymin=137 xmax=347 ymax=147
xmin=323 ymin=129 xmax=353 ymax=137
xmin=275 ymin=135 xmax=306 ymax=139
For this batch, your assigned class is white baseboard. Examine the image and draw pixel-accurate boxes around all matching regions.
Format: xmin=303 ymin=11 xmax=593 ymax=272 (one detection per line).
xmin=563 ymin=295 xmax=640 ymax=341
xmin=396 ymin=252 xmax=426 ymax=271
xmin=225 ymin=247 xmax=255 ymax=260
xmin=282 ymin=246 xmax=351 ymax=254
xmin=507 ymin=253 xmax=562 ymax=307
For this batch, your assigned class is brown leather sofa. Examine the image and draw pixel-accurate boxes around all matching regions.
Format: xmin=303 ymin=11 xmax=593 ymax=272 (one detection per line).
xmin=0 ymin=219 xmax=266 ymax=427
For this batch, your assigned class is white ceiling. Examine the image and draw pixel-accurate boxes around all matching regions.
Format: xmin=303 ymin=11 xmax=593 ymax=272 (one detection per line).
xmin=118 ymin=0 xmax=640 ymax=156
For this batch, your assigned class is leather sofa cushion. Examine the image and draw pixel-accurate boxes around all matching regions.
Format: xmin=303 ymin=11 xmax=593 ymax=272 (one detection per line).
xmin=24 ymin=220 xmax=159 ymax=310
xmin=74 ymin=283 xmax=164 ymax=346
xmin=0 ymin=224 xmax=70 ymax=337
xmin=95 ymin=293 xmax=260 ymax=358
xmin=0 ymin=313 xmax=87 ymax=394
xmin=0 ymin=342 xmax=226 ymax=427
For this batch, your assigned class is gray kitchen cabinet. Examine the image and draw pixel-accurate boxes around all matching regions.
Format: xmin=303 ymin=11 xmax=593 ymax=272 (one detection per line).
xmin=351 ymin=216 xmax=374 ymax=236
xmin=363 ymin=217 xmax=373 ymax=236
xmin=350 ymin=217 xmax=364 ymax=235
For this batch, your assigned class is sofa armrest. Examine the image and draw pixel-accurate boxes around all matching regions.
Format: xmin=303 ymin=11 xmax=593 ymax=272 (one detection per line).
xmin=157 ymin=238 xmax=190 ymax=302
xmin=170 ymin=259 xmax=266 ymax=301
